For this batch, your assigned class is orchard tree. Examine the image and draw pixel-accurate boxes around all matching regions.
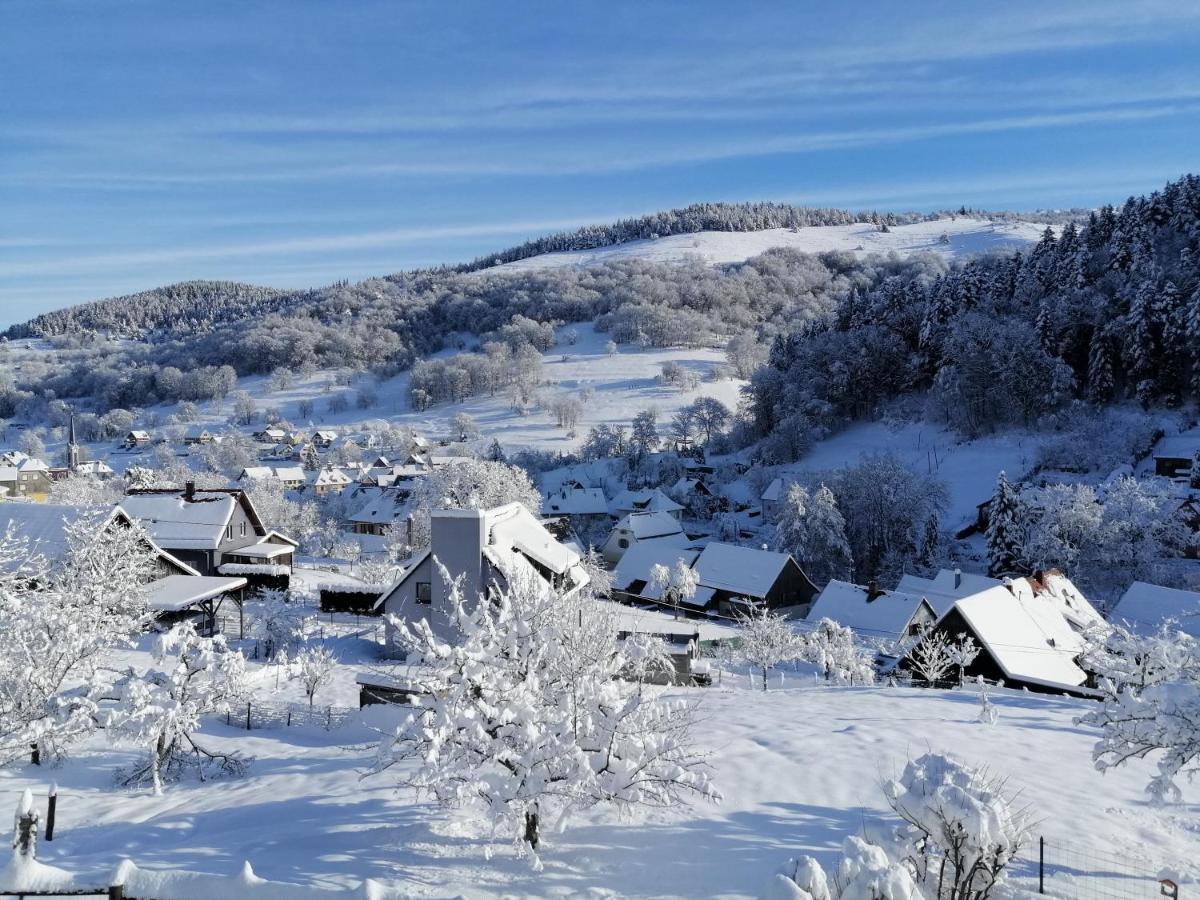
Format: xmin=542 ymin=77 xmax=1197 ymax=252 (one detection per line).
xmin=736 ymin=606 xmax=801 ymax=691
xmin=105 ymin=624 xmax=248 ymax=794
xmin=650 ymin=559 xmax=699 ymax=620
xmin=371 ymin=566 xmax=718 ymax=859
xmin=800 ymin=619 xmax=876 ymax=685
xmin=291 ymin=645 xmax=337 ymax=708
xmin=408 ymin=459 xmax=541 ymax=549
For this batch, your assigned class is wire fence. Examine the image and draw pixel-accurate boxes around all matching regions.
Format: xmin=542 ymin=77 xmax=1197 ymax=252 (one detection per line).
xmin=1016 ymin=836 xmax=1179 ymax=900
xmin=221 ymin=699 xmax=355 ymax=731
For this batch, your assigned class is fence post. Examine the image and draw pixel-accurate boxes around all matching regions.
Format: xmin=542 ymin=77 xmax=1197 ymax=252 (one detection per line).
xmin=246 ymin=701 xmax=252 ymax=731
xmin=1038 ymin=835 xmax=1044 ymax=894
xmin=326 ymin=706 xmax=332 ymax=730
xmin=45 ymin=784 xmax=56 ymax=842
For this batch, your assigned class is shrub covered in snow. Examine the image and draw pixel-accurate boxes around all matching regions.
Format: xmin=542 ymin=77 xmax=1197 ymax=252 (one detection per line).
xmin=800 ymin=619 xmax=876 ymax=686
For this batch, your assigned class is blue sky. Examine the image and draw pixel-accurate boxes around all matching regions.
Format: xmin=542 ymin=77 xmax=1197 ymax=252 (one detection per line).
xmin=1 ymin=1 xmax=1198 ymax=324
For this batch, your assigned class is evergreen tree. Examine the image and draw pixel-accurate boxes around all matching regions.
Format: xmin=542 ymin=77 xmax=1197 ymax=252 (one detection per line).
xmin=1087 ymin=328 xmax=1115 ymax=401
xmin=985 ymin=471 xmax=1025 ymax=577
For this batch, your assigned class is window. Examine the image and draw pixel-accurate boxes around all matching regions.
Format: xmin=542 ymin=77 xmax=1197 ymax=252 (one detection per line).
xmin=240 ymin=522 xmax=246 ymax=537
xmin=226 ymin=525 xmax=232 ymax=539
xmin=415 ymin=582 xmax=431 ymax=605
xmin=618 ymin=538 xmax=629 ymax=549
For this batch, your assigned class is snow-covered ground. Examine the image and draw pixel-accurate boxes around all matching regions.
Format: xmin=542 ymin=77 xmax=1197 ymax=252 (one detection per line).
xmin=1 ymin=654 xmax=1191 ymax=899
xmin=492 ymin=218 xmax=1052 ymax=273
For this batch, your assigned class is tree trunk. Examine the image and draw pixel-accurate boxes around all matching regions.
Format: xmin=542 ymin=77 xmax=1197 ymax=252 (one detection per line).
xmin=523 ymin=809 xmax=539 ymax=850
xmin=762 ymin=666 xmax=769 ymax=692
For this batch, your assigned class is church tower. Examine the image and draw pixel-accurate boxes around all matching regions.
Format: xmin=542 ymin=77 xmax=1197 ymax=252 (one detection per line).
xmin=66 ymin=410 xmax=81 ymax=470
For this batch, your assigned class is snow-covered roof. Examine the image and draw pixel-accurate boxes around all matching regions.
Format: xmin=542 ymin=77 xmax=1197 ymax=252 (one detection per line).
xmin=951 ymin=586 xmax=1088 ymax=691
xmin=1010 ymin=572 xmax=1105 ymax=632
xmin=144 ymin=574 xmax=247 ymax=612
xmin=0 ymin=503 xmax=198 ymax=575
xmin=182 ymin=425 xmax=212 ymax=438
xmin=612 ymin=543 xmax=702 ymax=601
xmin=240 ymin=466 xmax=274 ymax=481
xmin=1152 ymin=432 xmax=1200 ymax=460
xmin=0 ymin=466 xmax=17 ymax=483
xmin=691 ymin=543 xmax=791 ymax=600
xmin=120 ymin=492 xmax=238 ymax=549
xmin=542 ymin=486 xmax=609 ymax=516
xmin=1112 ymin=581 xmax=1200 ymax=638
xmin=808 ymin=580 xmax=934 ymax=637
xmin=16 ymin=457 xmax=49 ymax=473
xmin=73 ymin=460 xmax=114 ymax=475
xmin=430 ymin=455 xmax=474 ymax=468
xmin=761 ymin=477 xmax=788 ymax=503
xmin=224 ymin=541 xmax=294 ymax=560
xmin=595 ymin=597 xmax=739 ymax=643
xmin=487 ymin=502 xmax=579 ymax=576
xmin=127 ymin=430 xmax=151 ymax=440
xmin=313 ymin=467 xmax=353 ymax=486
xmin=0 ymin=503 xmax=95 ymax=562
xmin=609 ymin=488 xmax=683 ymax=517
xmin=348 ymin=489 xmax=412 ymax=525
xmin=616 ymin=511 xmax=684 ymax=540
xmin=312 ymin=430 xmax=338 ymax=440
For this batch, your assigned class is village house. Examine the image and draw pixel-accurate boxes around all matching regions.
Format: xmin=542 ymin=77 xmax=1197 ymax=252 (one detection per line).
xmin=237 ymin=465 xmax=306 ymax=490
xmin=310 ymin=466 xmax=353 ymax=497
xmin=1151 ymin=430 xmax=1200 ymax=481
xmin=602 ymin=510 xmax=688 ymax=564
xmin=904 ymin=582 xmax=1098 ymax=696
xmin=0 ymin=502 xmax=248 ymax=635
xmin=372 ymin=503 xmax=590 ymax=657
xmin=121 ymin=482 xmax=298 ymax=582
xmin=760 ymin=476 xmax=798 ymax=520
xmin=254 ymin=426 xmax=288 ymax=443
xmin=608 ymin=488 xmax=684 ymax=521
xmin=347 ymin=486 xmax=414 ymax=538
xmin=807 ymin=580 xmax=938 ymax=640
xmin=182 ymin=425 xmax=217 ymax=445
xmin=72 ymin=459 xmax=115 ymax=479
xmin=123 ymin=430 xmax=152 ymax=449
xmin=541 ymin=485 xmax=609 ymax=519
xmin=0 ymin=455 xmax=53 ymax=501
xmin=311 ymin=429 xmax=338 ymax=448
xmin=612 ymin=540 xmax=818 ymax=618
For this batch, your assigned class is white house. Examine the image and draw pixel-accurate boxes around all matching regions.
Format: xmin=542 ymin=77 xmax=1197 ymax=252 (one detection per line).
xmin=602 ymin=511 xmax=687 ymax=564
xmin=237 ymin=465 xmax=306 ymax=490
xmin=542 ymin=486 xmax=609 ymax=518
xmin=1112 ymin=581 xmax=1200 ymax=638
xmin=311 ymin=466 xmax=353 ymax=496
xmin=373 ymin=503 xmax=589 ymax=656
xmin=807 ymin=580 xmax=938 ymax=640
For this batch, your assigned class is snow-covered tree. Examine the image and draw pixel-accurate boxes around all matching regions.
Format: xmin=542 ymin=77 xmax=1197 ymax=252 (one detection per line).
xmin=1078 ymin=622 xmax=1200 ymax=802
xmin=984 ymin=472 xmax=1025 ymax=577
xmin=408 ymin=459 xmax=541 ymax=549
xmin=105 ymin=624 xmax=248 ymax=793
xmin=370 ymin=565 xmax=718 ymax=859
xmin=47 ymin=473 xmax=122 ymax=509
xmin=291 ymin=645 xmax=337 ymax=708
xmin=884 ymin=753 xmax=1031 ymax=900
xmin=736 ymin=606 xmax=802 ymax=691
xmin=0 ymin=514 xmax=158 ymax=763
xmin=800 ymin=619 xmax=876 ymax=685
xmin=908 ymin=631 xmax=955 ymax=686
xmin=650 ymin=559 xmax=699 ymax=620
xmin=773 ymin=483 xmax=852 ymax=586
xmin=249 ymin=588 xmax=311 ymax=659
xmin=947 ymin=636 xmax=980 ymax=687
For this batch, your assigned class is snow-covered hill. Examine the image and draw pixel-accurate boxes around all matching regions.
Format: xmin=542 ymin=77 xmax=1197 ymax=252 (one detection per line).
xmin=492 ymin=217 xmax=1051 ymax=273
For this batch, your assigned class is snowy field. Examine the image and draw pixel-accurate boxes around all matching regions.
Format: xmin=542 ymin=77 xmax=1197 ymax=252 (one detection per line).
xmin=24 ymin=323 xmax=744 ymax=469
xmin=1 ymin=659 xmax=1192 ymax=899
xmin=493 ymin=218 xmax=1052 ymax=273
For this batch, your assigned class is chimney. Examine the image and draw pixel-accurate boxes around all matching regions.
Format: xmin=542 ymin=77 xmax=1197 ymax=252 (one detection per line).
xmin=866 ymin=579 xmax=882 ymax=602
xmin=184 ymin=480 xmax=195 ymax=501
xmin=953 ymin=568 xmax=962 ymax=589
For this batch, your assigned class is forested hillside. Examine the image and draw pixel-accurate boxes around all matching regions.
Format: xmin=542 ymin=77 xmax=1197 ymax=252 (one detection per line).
xmin=2 ymin=180 xmax=1195 ymax=437
xmin=745 ymin=175 xmax=1200 ymax=459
